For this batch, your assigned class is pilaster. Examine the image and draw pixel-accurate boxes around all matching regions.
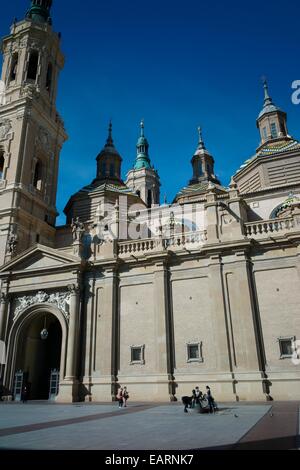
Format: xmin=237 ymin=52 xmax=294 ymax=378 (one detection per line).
xmin=153 ymin=261 xmax=174 ymax=400
xmin=57 ymin=283 xmax=80 ymax=402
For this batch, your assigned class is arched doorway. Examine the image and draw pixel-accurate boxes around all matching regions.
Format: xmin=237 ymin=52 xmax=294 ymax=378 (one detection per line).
xmin=15 ymin=313 xmax=62 ymax=400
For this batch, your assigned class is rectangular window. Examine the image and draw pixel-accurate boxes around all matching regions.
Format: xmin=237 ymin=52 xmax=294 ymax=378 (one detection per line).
xmin=0 ymin=152 xmax=4 ymax=179
xmin=271 ymin=122 xmax=278 ymax=139
xmin=27 ymin=51 xmax=39 ymax=81
xmin=262 ymin=127 xmax=267 ymax=140
xmin=130 ymin=345 xmax=145 ymax=365
xmin=10 ymin=53 xmax=18 ymax=82
xmin=279 ymin=337 xmax=294 ymax=358
xmin=187 ymin=342 xmax=203 ymax=363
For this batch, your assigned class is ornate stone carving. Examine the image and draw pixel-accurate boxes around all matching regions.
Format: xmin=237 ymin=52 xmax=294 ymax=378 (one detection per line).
xmin=20 ymin=84 xmax=40 ymax=100
xmin=14 ymin=291 xmax=71 ymax=321
xmin=0 ymin=119 xmax=11 ymax=140
xmin=71 ymin=217 xmax=85 ymax=242
xmin=221 ymin=213 xmax=233 ymax=225
xmin=20 ymin=38 xmax=28 ymax=48
xmin=36 ymin=127 xmax=52 ymax=152
xmin=0 ymin=292 xmax=8 ymax=303
xmin=67 ymin=284 xmax=80 ymax=295
xmin=7 ymin=231 xmax=18 ymax=254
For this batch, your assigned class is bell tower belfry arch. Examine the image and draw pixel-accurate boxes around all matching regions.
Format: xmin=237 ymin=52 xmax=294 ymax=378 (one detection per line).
xmin=0 ymin=0 xmax=67 ymax=265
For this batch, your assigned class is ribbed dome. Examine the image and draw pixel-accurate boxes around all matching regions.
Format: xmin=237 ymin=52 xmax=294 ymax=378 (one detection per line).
xmin=258 ymin=103 xmax=281 ymax=119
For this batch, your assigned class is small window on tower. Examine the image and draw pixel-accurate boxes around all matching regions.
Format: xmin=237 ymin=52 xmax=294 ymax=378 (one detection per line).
xmin=262 ymin=127 xmax=268 ymax=140
xmin=46 ymin=63 xmax=53 ymax=93
xmin=101 ymin=162 xmax=106 ymax=177
xmin=10 ymin=53 xmax=18 ymax=82
xmin=33 ymin=160 xmax=42 ymax=190
xmin=136 ymin=190 xmax=141 ymax=198
xmin=270 ymin=122 xmax=278 ymax=139
xmin=110 ymin=163 xmax=115 ymax=177
xmin=27 ymin=50 xmax=39 ymax=81
xmin=280 ymin=121 xmax=286 ymax=135
xmin=0 ymin=152 xmax=4 ymax=179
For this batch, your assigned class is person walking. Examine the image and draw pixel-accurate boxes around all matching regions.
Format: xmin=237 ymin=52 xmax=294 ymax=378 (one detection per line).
xmin=123 ymin=386 xmax=129 ymax=407
xmin=206 ymin=385 xmax=215 ymax=413
xmin=21 ymin=384 xmax=29 ymax=404
xmin=194 ymin=386 xmax=202 ymax=406
xmin=117 ymin=387 xmax=124 ymax=408
xmin=191 ymin=389 xmax=196 ymax=408
xmin=182 ymin=396 xmax=192 ymax=413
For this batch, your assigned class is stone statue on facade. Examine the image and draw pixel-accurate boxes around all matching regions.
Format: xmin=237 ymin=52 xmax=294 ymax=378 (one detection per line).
xmin=0 ymin=118 xmax=11 ymax=140
xmin=71 ymin=217 xmax=85 ymax=242
xmin=7 ymin=231 xmax=18 ymax=254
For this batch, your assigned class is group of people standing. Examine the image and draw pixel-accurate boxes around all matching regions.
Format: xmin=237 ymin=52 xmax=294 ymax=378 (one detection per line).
xmin=182 ymin=385 xmax=217 ymax=413
xmin=116 ymin=386 xmax=129 ymax=408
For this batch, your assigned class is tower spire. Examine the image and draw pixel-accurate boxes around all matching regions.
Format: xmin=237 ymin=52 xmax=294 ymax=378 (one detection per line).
xmin=126 ymin=120 xmax=160 ymax=206
xmin=197 ymin=126 xmax=206 ymax=150
xmin=189 ymin=126 xmax=220 ymax=186
xmin=106 ymin=120 xmax=114 ymax=147
xmin=257 ymin=78 xmax=288 ymax=145
xmin=263 ymin=79 xmax=273 ymax=107
xmin=134 ymin=119 xmax=151 ymax=170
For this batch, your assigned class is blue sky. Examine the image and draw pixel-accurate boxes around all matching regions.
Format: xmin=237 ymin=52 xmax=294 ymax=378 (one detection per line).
xmin=1 ymin=0 xmax=300 ymax=224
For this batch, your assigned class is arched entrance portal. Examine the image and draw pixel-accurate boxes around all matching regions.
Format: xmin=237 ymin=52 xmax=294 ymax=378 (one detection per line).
xmin=15 ymin=313 xmax=62 ymax=400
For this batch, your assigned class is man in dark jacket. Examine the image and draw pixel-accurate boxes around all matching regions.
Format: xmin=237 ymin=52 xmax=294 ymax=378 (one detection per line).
xmin=206 ymin=386 xmax=215 ymax=413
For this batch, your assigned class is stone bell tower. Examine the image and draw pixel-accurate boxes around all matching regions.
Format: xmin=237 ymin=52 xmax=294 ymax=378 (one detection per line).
xmin=0 ymin=0 xmax=67 ymax=265
xmin=126 ymin=120 xmax=160 ymax=207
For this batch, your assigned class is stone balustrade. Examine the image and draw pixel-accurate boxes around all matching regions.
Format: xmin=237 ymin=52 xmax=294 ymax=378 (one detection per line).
xmin=164 ymin=231 xmax=207 ymax=248
xmin=244 ymin=217 xmax=295 ymax=238
xmin=117 ymin=231 xmax=207 ymax=258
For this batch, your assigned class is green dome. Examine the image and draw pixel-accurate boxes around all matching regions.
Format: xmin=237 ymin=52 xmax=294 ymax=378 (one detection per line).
xmin=137 ymin=136 xmax=148 ymax=146
xmin=134 ymin=156 xmax=151 ymax=170
xmin=26 ymin=0 xmax=52 ymax=24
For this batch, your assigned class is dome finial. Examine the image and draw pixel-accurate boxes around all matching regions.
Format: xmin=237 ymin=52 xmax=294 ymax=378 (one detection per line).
xmin=197 ymin=126 xmax=206 ymax=150
xmin=140 ymin=119 xmax=145 ymax=137
xmin=261 ymin=76 xmax=273 ymax=106
xmin=106 ymin=119 xmax=114 ymax=146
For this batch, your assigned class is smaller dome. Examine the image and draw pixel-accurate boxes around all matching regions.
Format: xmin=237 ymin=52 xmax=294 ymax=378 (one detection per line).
xmin=137 ymin=136 xmax=148 ymax=146
xmin=258 ymin=103 xmax=281 ymax=119
xmin=134 ymin=159 xmax=151 ymax=170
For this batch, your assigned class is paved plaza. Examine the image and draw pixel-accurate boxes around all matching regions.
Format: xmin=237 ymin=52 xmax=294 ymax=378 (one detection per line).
xmin=0 ymin=401 xmax=299 ymax=450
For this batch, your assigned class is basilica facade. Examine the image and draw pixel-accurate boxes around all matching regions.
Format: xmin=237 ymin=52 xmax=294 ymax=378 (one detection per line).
xmin=0 ymin=0 xmax=299 ymax=403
